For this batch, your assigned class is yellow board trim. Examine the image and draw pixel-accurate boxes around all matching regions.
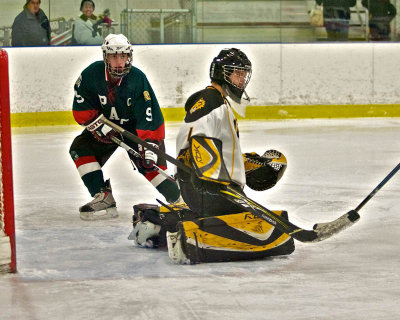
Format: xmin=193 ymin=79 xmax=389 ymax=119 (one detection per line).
xmin=10 ymin=104 xmax=400 ymax=127
xmin=11 ymin=111 xmax=76 ymax=127
xmin=241 ymin=104 xmax=400 ymax=119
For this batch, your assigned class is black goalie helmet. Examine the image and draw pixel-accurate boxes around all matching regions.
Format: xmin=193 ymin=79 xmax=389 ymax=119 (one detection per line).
xmin=209 ymin=48 xmax=252 ymax=104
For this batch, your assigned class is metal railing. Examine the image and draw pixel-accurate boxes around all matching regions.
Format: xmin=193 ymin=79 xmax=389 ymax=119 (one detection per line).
xmin=351 ymin=6 xmax=369 ymax=40
xmin=51 ymin=22 xmax=119 ymax=46
xmin=0 ymin=26 xmax=11 ymax=46
xmin=0 ymin=19 xmax=119 ymax=47
xmin=307 ymin=6 xmax=369 ymax=41
xmin=1 ymin=17 xmax=73 ymax=46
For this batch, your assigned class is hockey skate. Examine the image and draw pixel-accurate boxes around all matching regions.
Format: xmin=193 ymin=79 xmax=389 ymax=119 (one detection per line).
xmin=166 ymin=231 xmax=191 ymax=265
xmin=79 ymin=180 xmax=118 ymax=221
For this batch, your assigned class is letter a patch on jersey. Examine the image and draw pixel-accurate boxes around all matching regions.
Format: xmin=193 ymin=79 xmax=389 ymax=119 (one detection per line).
xmin=189 ymin=135 xmax=231 ymax=184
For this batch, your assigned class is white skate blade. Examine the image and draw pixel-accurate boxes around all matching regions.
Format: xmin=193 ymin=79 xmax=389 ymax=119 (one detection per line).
xmin=80 ymin=207 xmax=119 ymax=221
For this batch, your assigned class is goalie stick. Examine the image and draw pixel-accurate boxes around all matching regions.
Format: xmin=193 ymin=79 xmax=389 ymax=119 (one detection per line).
xmin=354 ymin=162 xmax=400 ymax=212
xmin=99 ymin=115 xmax=398 ymax=242
xmin=221 ymin=162 xmax=400 ymax=242
xmin=220 ymin=185 xmax=359 ymax=242
xmin=110 ymin=136 xmax=176 ymax=182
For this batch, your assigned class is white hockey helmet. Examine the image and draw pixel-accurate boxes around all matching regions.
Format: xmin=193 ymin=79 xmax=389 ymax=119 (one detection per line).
xmin=101 ymin=34 xmax=133 ymax=78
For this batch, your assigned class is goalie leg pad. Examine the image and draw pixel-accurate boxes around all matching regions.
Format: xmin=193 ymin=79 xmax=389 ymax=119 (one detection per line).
xmin=173 ymin=210 xmax=295 ymax=263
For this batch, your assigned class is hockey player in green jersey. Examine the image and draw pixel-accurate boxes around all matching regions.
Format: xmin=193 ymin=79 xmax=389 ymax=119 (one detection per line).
xmin=69 ymin=34 xmax=180 ymax=221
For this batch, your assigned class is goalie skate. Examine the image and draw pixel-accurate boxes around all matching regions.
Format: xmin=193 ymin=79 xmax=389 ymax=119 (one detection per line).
xmin=166 ymin=231 xmax=191 ymax=265
xmin=79 ymin=180 xmax=118 ymax=221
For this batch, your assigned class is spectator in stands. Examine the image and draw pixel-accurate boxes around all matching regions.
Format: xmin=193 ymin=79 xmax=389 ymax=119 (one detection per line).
xmin=11 ymin=0 xmax=51 ymax=46
xmin=72 ymin=0 xmax=105 ymax=45
xmin=362 ymin=0 xmax=397 ymax=41
xmin=315 ymin=0 xmax=357 ymax=40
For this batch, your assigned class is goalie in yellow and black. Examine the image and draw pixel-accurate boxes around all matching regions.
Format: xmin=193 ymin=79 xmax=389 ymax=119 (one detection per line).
xmin=128 ymin=48 xmax=294 ymax=264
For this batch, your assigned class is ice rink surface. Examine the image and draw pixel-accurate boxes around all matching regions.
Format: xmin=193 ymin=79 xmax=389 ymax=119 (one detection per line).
xmin=1 ymin=118 xmax=400 ymax=319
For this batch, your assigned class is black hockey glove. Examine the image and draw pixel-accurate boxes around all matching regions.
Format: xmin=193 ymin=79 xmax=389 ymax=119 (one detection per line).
xmin=86 ymin=115 xmax=118 ymax=144
xmin=139 ymin=140 xmax=159 ymax=171
xmin=244 ymin=150 xmax=287 ymax=191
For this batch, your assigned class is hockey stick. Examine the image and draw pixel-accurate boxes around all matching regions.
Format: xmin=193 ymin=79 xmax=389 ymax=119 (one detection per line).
xmin=353 ymin=162 xmax=400 ymax=212
xmin=99 ymin=115 xmax=396 ymax=243
xmin=220 ymin=185 xmax=359 ymax=242
xmin=110 ymin=135 xmax=176 ymax=182
xmin=100 ymin=116 xmax=181 ymax=169
xmin=222 ymin=162 xmax=400 ymax=242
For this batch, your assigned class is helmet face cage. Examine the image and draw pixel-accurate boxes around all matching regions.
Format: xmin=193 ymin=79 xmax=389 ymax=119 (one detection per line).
xmin=103 ymin=51 xmax=132 ymax=78
xmin=102 ymin=34 xmax=133 ymax=78
xmin=222 ymin=65 xmax=252 ymax=91
xmin=210 ymin=48 xmax=252 ymax=102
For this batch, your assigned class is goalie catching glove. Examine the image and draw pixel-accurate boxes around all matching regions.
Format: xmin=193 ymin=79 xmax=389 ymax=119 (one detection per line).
xmin=244 ymin=149 xmax=287 ymax=191
xmin=86 ymin=114 xmax=119 ymax=144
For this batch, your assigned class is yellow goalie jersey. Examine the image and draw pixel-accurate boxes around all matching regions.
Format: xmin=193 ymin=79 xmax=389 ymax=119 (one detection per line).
xmin=175 ymin=86 xmax=246 ymax=187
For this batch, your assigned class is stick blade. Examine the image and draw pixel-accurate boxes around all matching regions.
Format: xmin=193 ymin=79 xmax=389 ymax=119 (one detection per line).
xmin=312 ymin=210 xmax=360 ymax=242
xmin=290 ymin=229 xmax=319 ymax=242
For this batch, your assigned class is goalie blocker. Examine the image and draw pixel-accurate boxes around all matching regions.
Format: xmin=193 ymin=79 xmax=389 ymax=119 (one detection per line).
xmin=129 ymin=203 xmax=295 ymax=264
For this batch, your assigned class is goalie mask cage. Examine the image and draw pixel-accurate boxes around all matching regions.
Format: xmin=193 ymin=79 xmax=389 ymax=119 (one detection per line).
xmin=0 ymin=49 xmax=16 ymax=273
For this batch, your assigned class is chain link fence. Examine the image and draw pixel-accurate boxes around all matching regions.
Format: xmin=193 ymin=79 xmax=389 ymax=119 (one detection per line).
xmin=120 ymin=9 xmax=194 ymax=44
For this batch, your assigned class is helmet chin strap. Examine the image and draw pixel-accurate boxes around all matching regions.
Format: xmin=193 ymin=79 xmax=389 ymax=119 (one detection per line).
xmin=223 ymin=85 xmax=250 ymax=117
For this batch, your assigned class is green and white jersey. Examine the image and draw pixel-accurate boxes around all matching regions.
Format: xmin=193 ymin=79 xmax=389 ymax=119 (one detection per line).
xmin=73 ymin=61 xmax=165 ymax=141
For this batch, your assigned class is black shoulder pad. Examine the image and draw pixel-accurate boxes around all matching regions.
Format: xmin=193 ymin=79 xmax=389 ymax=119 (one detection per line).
xmin=184 ymin=87 xmax=225 ymax=123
